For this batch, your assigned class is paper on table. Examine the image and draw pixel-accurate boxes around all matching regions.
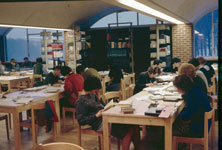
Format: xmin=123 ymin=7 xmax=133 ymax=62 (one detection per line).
xmin=14 ymin=98 xmax=33 ymax=104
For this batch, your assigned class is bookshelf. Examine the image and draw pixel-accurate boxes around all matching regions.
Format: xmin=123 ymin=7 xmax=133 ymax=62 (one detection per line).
xmin=149 ymin=24 xmax=172 ymax=67
xmin=40 ymin=31 xmax=64 ymax=69
xmin=107 ymin=22 xmax=134 ymax=73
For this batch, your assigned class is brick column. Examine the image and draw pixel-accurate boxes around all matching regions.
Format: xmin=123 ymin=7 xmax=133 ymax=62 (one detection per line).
xmin=172 ymin=24 xmax=193 ymax=63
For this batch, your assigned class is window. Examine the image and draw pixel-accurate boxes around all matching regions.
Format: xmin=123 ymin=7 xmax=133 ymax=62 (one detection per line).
xmin=91 ymin=10 xmax=162 ymax=28
xmin=6 ymin=28 xmax=65 ymax=62
xmin=194 ymin=9 xmax=218 ymax=58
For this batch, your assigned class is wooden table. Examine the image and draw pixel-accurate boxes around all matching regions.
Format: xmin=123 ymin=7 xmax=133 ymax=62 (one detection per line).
xmin=0 ymin=87 xmax=62 ymax=150
xmin=0 ymin=76 xmax=31 ymax=91
xmin=102 ymin=90 xmax=185 ymax=150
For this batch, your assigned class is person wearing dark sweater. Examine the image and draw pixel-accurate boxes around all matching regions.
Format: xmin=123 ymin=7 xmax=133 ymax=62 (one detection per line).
xmin=76 ymin=76 xmax=140 ymax=150
xmin=163 ymin=57 xmax=181 ymax=73
xmin=22 ymin=57 xmax=32 ymax=68
xmin=106 ymin=64 xmax=124 ymax=92
xmin=8 ymin=58 xmax=20 ymax=72
xmin=33 ymin=57 xmax=48 ymax=76
xmin=178 ymin=63 xmax=207 ymax=94
xmin=173 ymin=74 xmax=212 ymax=138
xmin=133 ymin=67 xmax=156 ymax=94
xmin=197 ymin=57 xmax=215 ymax=86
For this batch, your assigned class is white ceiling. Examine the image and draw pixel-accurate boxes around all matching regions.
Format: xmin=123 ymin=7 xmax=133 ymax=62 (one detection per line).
xmin=0 ymin=0 xmax=218 ymax=29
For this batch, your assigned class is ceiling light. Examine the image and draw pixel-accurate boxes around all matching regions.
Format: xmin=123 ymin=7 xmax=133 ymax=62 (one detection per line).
xmin=116 ymin=0 xmax=184 ymax=24
xmin=0 ymin=24 xmax=72 ymax=31
xmin=198 ymin=34 xmax=204 ymax=36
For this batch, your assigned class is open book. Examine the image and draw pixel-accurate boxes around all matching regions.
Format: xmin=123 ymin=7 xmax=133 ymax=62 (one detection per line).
xmin=104 ymin=100 xmax=118 ymax=111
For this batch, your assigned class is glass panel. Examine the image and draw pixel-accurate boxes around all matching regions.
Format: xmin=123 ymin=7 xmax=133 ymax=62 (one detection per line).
xmin=91 ymin=13 xmax=117 ymax=28
xmin=118 ymin=11 xmax=137 ymax=26
xmin=194 ymin=11 xmax=213 ymax=57
xmin=139 ymin=13 xmax=156 ymax=25
xmin=213 ymin=9 xmax=218 ymax=24
xmin=6 ymin=28 xmax=27 ymax=62
xmin=214 ymin=24 xmax=218 ymax=56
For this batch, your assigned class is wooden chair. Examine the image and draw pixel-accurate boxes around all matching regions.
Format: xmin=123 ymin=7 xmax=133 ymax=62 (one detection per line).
xmin=62 ymin=107 xmax=76 ymax=130
xmin=20 ymin=102 xmax=57 ymax=150
xmin=0 ymin=114 xmax=10 ymax=140
xmin=103 ymin=91 xmax=122 ymax=104
xmin=207 ymin=75 xmax=216 ymax=96
xmin=101 ymin=75 xmax=111 ymax=95
xmin=77 ymin=122 xmax=103 ymax=150
xmin=121 ymin=73 xmax=135 ymax=99
xmin=172 ymin=109 xmax=215 ymax=150
xmin=38 ymin=142 xmax=84 ymax=150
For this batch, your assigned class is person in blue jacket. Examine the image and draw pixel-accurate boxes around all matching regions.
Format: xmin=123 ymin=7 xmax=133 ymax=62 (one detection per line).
xmin=173 ymin=74 xmax=212 ymax=146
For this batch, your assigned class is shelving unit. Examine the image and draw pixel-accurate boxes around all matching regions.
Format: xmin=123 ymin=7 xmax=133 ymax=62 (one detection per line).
xmin=107 ymin=22 xmax=134 ymax=73
xmin=40 ymin=30 xmax=64 ymax=69
xmin=149 ymin=24 xmax=172 ymax=67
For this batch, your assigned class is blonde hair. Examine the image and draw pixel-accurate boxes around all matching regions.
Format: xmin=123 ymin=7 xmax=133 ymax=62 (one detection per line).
xmin=178 ymin=63 xmax=196 ymax=78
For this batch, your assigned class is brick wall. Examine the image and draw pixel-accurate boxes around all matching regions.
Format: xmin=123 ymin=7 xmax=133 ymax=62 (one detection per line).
xmin=172 ymin=24 xmax=193 ymax=63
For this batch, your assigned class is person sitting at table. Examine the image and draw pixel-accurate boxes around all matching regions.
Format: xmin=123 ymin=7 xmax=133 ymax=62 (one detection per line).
xmin=178 ymin=63 xmax=207 ymax=94
xmin=153 ymin=59 xmax=162 ymax=75
xmin=60 ymin=66 xmax=84 ymax=108
xmin=197 ymin=57 xmax=215 ymax=86
xmin=133 ymin=67 xmax=156 ymax=94
xmin=7 ymin=58 xmax=20 ymax=72
xmin=33 ymin=57 xmax=48 ymax=76
xmin=188 ymin=58 xmax=208 ymax=88
xmin=76 ymin=76 xmax=140 ymax=150
xmin=76 ymin=65 xmax=101 ymax=80
xmin=0 ymin=59 xmax=5 ymax=75
xmin=163 ymin=57 xmax=181 ymax=73
xmin=106 ymin=60 xmax=123 ymax=91
xmin=173 ymin=74 xmax=212 ymax=149
xmin=34 ymin=66 xmax=62 ymax=87
xmin=21 ymin=57 xmax=32 ymax=68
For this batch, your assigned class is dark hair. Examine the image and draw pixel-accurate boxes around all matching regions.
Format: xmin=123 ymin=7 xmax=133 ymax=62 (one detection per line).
xmin=36 ymin=57 xmax=43 ymax=63
xmin=84 ymin=76 xmax=102 ymax=91
xmin=147 ymin=67 xmax=155 ymax=74
xmin=188 ymin=58 xmax=200 ymax=67
xmin=153 ymin=59 xmax=162 ymax=65
xmin=197 ymin=57 xmax=206 ymax=65
xmin=172 ymin=58 xmax=181 ymax=64
xmin=53 ymin=66 xmax=61 ymax=71
xmin=173 ymin=74 xmax=194 ymax=93
xmin=10 ymin=58 xmax=15 ymax=62
xmin=76 ymin=65 xmax=85 ymax=74
xmin=61 ymin=66 xmax=72 ymax=76
xmin=24 ymin=57 xmax=29 ymax=60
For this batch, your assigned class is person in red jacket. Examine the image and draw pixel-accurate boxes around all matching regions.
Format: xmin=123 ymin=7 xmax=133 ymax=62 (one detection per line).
xmin=60 ymin=66 xmax=84 ymax=108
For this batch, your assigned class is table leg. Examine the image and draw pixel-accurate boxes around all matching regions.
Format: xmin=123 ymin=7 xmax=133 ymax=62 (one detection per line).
xmin=13 ymin=110 xmax=21 ymax=150
xmin=54 ymin=96 xmax=61 ymax=135
xmin=165 ymin=118 xmax=172 ymax=150
xmin=103 ymin=116 xmax=111 ymax=150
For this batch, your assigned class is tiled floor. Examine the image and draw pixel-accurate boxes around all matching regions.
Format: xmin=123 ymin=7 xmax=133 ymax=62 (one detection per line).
xmin=0 ymin=114 xmax=218 ymax=150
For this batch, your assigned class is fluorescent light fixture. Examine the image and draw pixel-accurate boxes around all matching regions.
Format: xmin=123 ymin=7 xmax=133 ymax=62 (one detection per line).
xmin=198 ymin=34 xmax=204 ymax=36
xmin=116 ymin=0 xmax=184 ymax=24
xmin=194 ymin=30 xmax=199 ymax=34
xmin=0 ymin=24 xmax=72 ymax=31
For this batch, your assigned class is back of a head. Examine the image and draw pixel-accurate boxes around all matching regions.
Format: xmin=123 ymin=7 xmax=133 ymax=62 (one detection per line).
xmin=84 ymin=76 xmax=102 ymax=92
xmin=24 ymin=57 xmax=29 ymax=61
xmin=147 ymin=66 xmax=155 ymax=74
xmin=197 ymin=57 xmax=206 ymax=65
xmin=178 ymin=63 xmax=196 ymax=78
xmin=36 ymin=57 xmax=43 ymax=63
xmin=188 ymin=58 xmax=200 ymax=67
xmin=153 ymin=59 xmax=161 ymax=65
xmin=173 ymin=74 xmax=194 ymax=93
xmin=10 ymin=58 xmax=15 ymax=62
xmin=76 ymin=65 xmax=85 ymax=74
xmin=172 ymin=58 xmax=181 ymax=64
xmin=61 ymin=66 xmax=72 ymax=76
